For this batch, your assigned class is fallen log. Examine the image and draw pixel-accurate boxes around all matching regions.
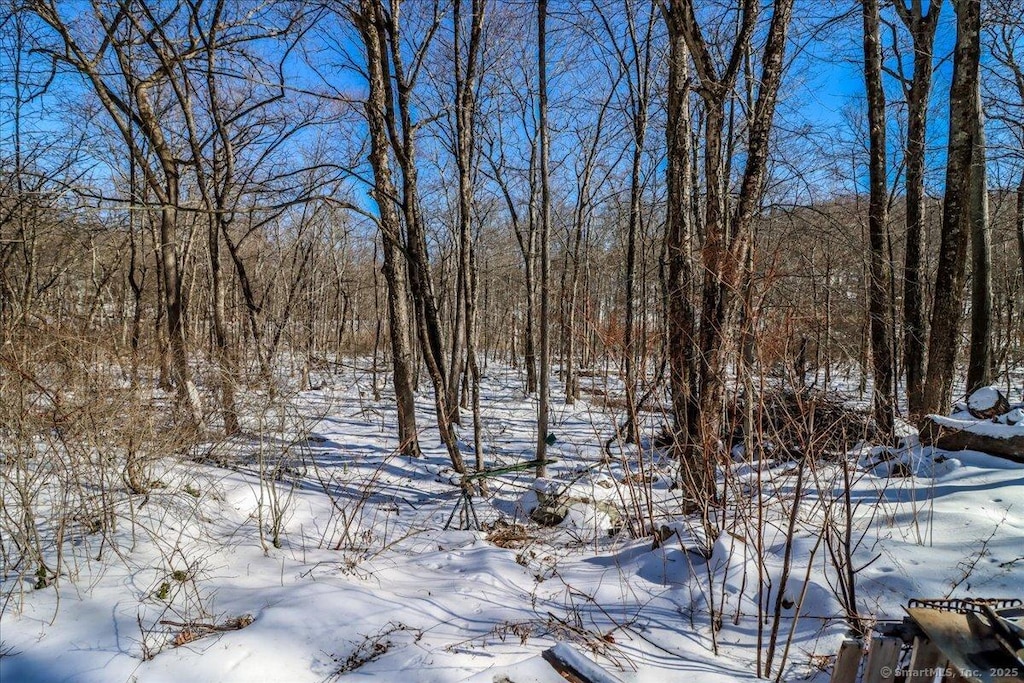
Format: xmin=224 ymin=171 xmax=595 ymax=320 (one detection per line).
xmin=919 ymin=416 xmax=1024 ymax=463
xmin=541 ymin=643 xmax=622 ymax=683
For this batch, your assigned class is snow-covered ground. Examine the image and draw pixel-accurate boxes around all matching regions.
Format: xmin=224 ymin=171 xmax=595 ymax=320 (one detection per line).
xmin=2 ymin=365 xmax=1022 ymax=682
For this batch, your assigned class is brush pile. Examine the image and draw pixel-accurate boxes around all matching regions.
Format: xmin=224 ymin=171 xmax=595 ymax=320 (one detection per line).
xmin=728 ymin=388 xmax=882 ymax=461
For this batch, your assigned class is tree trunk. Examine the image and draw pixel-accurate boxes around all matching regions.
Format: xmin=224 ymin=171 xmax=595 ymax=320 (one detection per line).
xmin=894 ymin=0 xmax=942 ymax=418
xmin=663 ymin=9 xmax=700 ymax=487
xmin=967 ymin=84 xmax=992 ymax=392
xmin=136 ymin=70 xmax=204 ymax=429
xmin=367 ymin=0 xmax=465 ymax=474
xmin=620 ymin=0 xmax=656 ymax=442
xmin=382 ymin=244 xmax=420 ymax=455
xmin=922 ymin=0 xmax=982 ymax=416
xmin=453 ymin=0 xmax=486 ymax=469
xmin=159 ymin=201 xmax=204 ymax=430
xmin=354 ymin=0 xmax=421 ymax=456
xmin=665 ymin=0 xmax=792 ymax=503
xmin=1018 ymin=170 xmax=1024 ymax=285
xmin=391 ymin=57 xmax=465 ymax=475
xmin=862 ymin=0 xmax=895 ymax=438
xmin=209 ymin=221 xmax=240 ymax=435
xmin=693 ymin=96 xmax=730 ymax=454
xmin=524 ymin=250 xmax=538 ymax=395
xmin=221 ymin=227 xmax=270 ymax=382
xmin=29 ymin=1 xmax=206 ymax=429
xmin=447 ymin=241 xmax=466 ymax=423
xmin=152 ymin=227 xmax=173 ymax=391
xmin=483 ymin=131 xmax=538 ymax=396
xmin=671 ymin=0 xmax=760 ymax=475
xmin=536 ymin=0 xmax=552 ymax=477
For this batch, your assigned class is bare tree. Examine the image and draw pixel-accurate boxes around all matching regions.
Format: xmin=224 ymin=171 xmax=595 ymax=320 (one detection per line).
xmin=662 ymin=0 xmax=698 ymax=464
xmin=593 ymin=1 xmax=659 ymax=441
xmin=147 ymin=0 xmax=303 ymax=435
xmin=983 ymin=2 xmax=1024 ymax=284
xmin=967 ymin=72 xmax=993 ymax=392
xmin=481 ymin=94 xmax=540 ymax=395
xmin=350 ymin=0 xmax=422 ymax=456
xmin=351 ymin=0 xmax=467 ymax=473
xmin=862 ymin=0 xmax=895 ymax=437
xmin=892 ymin=0 xmax=942 ymax=417
xmin=29 ymin=0 xmax=206 ymax=429
xmin=662 ymin=0 xmax=795 ymax=498
xmin=535 ymin=0 xmax=552 ymax=476
xmin=922 ymin=0 xmax=983 ymax=415
xmin=560 ymin=70 xmax=620 ymax=406
xmin=451 ymin=0 xmax=486 ymax=469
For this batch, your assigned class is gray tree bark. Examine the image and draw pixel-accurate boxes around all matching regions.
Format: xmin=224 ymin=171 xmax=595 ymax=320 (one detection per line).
xmin=893 ymin=0 xmax=942 ymax=418
xmin=663 ymin=0 xmax=794 ymax=500
xmin=862 ymin=0 xmax=895 ymax=438
xmin=536 ymin=0 xmax=552 ymax=477
xmin=352 ymin=0 xmax=421 ymax=456
xmin=922 ymin=0 xmax=983 ymax=416
xmin=967 ymin=82 xmax=993 ymax=391
xmin=452 ymin=0 xmax=486 ymax=469
xmin=365 ymin=0 xmax=466 ymax=474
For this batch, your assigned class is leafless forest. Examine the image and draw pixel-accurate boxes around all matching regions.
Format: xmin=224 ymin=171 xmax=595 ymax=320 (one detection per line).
xmin=1 ymin=0 xmax=1023 ymax=676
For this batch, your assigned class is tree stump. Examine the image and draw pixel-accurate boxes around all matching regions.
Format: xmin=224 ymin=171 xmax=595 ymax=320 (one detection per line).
xmin=967 ymin=386 xmax=1010 ymax=419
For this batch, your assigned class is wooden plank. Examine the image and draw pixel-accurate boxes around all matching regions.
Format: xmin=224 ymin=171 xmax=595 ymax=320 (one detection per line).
xmin=906 ymin=637 xmax=944 ymax=683
xmin=907 ymin=607 xmax=1023 ymax=683
xmin=830 ymin=639 xmax=864 ymax=683
xmin=863 ymin=636 xmax=901 ymax=683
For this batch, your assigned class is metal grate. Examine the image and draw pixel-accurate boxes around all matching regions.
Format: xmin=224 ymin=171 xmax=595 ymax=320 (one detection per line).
xmin=907 ymin=597 xmax=1023 ymax=614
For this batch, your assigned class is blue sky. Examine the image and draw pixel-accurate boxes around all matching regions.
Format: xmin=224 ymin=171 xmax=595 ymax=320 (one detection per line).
xmin=3 ymin=0 xmax=1014 ymax=209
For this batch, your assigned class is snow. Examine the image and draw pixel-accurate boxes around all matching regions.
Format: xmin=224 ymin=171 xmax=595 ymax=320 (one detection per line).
xmin=545 ymin=642 xmax=624 ymax=682
xmin=928 ymin=385 xmax=1024 ymax=440
xmin=930 ymin=410 xmax=1024 ymax=440
xmin=968 ymin=385 xmax=1005 ymax=413
xmin=2 ymin=365 xmax=1022 ymax=682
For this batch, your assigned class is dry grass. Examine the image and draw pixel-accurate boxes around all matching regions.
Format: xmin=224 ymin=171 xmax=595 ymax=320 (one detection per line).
xmin=485 ymin=520 xmax=535 ymax=549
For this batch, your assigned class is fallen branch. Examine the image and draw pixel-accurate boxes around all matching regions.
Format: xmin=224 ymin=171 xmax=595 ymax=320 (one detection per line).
xmin=542 ymin=643 xmax=623 ymax=683
xmin=159 ymin=614 xmax=254 ymax=634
